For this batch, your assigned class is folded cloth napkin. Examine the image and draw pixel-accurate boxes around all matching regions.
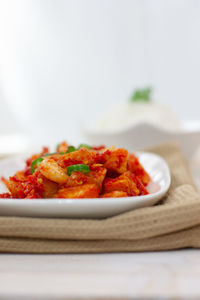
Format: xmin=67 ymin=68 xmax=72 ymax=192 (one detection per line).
xmin=0 ymin=142 xmax=200 ymax=253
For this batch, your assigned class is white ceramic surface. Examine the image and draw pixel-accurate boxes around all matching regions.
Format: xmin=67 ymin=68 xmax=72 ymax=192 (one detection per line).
xmin=0 ymin=152 xmax=170 ymax=218
xmin=83 ymin=120 xmax=200 ymax=159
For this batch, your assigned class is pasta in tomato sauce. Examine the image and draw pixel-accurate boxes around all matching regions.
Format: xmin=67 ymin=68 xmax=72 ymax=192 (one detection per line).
xmin=0 ymin=141 xmax=151 ymax=199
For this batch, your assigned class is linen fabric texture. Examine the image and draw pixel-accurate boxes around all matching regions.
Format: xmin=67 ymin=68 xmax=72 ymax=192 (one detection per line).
xmin=0 ymin=143 xmax=199 ymax=253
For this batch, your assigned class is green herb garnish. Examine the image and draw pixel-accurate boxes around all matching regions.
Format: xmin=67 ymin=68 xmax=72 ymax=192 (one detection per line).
xmin=56 ymin=143 xmax=91 ymax=154
xmin=56 ymin=143 xmax=61 ymax=151
xmin=66 ymin=146 xmax=76 ymax=153
xmin=31 ymin=157 xmax=44 ymax=174
xmin=59 ymin=146 xmax=76 ymax=155
xmin=78 ymin=144 xmax=92 ymax=150
xmin=130 ymin=87 xmax=152 ymax=102
xmin=42 ymin=152 xmax=57 ymax=157
xmin=67 ymin=164 xmax=90 ymax=176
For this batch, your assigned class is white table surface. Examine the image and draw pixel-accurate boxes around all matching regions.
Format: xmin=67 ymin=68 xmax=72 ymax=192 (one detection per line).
xmin=0 ymin=250 xmax=200 ymax=300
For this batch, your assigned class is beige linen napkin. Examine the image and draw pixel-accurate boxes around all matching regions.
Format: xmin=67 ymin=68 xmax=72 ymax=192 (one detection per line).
xmin=0 ymin=142 xmax=200 ymax=253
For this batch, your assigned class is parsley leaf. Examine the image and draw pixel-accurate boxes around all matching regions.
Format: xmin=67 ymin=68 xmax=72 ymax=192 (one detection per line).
xmin=130 ymin=87 xmax=152 ymax=102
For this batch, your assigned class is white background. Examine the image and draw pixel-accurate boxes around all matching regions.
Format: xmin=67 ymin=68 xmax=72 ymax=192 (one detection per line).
xmin=0 ymin=0 xmax=200 ymax=144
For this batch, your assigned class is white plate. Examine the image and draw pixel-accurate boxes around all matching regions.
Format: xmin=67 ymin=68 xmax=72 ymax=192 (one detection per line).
xmin=0 ymin=152 xmax=171 ymax=219
xmin=0 ymin=134 xmax=30 ymax=157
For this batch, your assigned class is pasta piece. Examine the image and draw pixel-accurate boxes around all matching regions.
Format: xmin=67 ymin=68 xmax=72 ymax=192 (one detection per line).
xmin=57 ymin=141 xmax=68 ymax=153
xmin=98 ymin=148 xmax=128 ymax=174
xmin=103 ymin=171 xmax=140 ymax=196
xmin=5 ymin=178 xmax=25 ymax=198
xmin=128 ymin=154 xmax=151 ymax=186
xmin=42 ymin=177 xmax=58 ymax=198
xmin=88 ymin=164 xmax=107 ymax=191
xmin=57 ymin=184 xmax=99 ymax=198
xmin=101 ymin=191 xmax=128 ymax=198
xmin=59 ymin=148 xmax=97 ymax=168
xmin=65 ymin=171 xmax=89 ymax=187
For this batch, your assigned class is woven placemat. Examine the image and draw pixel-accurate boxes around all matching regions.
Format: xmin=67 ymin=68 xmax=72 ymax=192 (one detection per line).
xmin=0 ymin=142 xmax=199 ymax=253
